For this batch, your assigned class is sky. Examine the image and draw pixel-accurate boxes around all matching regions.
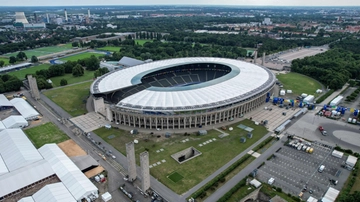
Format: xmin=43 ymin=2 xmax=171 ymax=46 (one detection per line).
xmin=0 ymin=0 xmax=359 ymax=7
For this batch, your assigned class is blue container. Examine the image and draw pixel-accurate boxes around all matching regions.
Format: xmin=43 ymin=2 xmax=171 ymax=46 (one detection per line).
xmin=354 ymin=109 xmax=359 ymax=116
xmin=323 ymin=105 xmax=327 ymax=110
xmin=267 ymin=92 xmax=270 ymax=97
xmin=299 ymin=102 xmax=303 ymax=108
xmin=266 ymin=97 xmax=270 ymax=103
xmin=291 ymin=101 xmax=294 ymax=107
xmin=336 ymin=107 xmax=341 ymax=112
xmin=341 ymin=108 xmax=346 ymax=114
xmin=273 ymin=97 xmax=278 ymax=104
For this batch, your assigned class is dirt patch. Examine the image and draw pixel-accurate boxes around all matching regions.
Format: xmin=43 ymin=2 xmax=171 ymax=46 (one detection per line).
xmin=85 ymin=166 xmax=105 ymax=178
xmin=57 ymin=139 xmax=87 ymax=157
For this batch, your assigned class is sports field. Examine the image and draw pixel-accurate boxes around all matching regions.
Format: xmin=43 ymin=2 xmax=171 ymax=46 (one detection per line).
xmin=7 ymin=64 xmax=51 ymax=79
xmin=4 ymin=45 xmax=73 ymax=58
xmin=24 ymin=122 xmax=69 ymax=148
xmin=277 ymin=72 xmax=322 ymax=96
xmin=94 ymin=119 xmax=268 ymax=194
xmin=60 ymin=52 xmax=104 ymax=62
xmin=135 ymin=39 xmax=153 ymax=46
xmin=96 ymin=46 xmax=121 ymax=52
xmin=43 ymin=81 xmax=92 ymax=116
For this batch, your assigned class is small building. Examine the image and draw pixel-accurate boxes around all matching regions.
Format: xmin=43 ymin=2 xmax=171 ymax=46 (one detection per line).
xmin=307 ymin=196 xmax=318 ymax=202
xmin=346 ymin=155 xmax=358 ymax=169
xmin=101 ymin=192 xmax=112 ymax=202
xmin=250 ymin=179 xmax=261 ymax=188
xmin=321 ymin=187 xmax=340 ymax=202
xmin=198 ymin=130 xmax=207 ymax=135
xmin=2 ymin=115 xmax=28 ymax=129
xmin=10 ymin=98 xmax=40 ymax=120
xmin=118 ymin=56 xmax=144 ymax=67
xmin=0 ymin=94 xmax=13 ymax=110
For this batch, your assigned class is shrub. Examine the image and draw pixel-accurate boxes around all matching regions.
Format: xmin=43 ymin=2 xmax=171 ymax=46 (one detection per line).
xmin=276 ymin=187 xmax=282 ymax=192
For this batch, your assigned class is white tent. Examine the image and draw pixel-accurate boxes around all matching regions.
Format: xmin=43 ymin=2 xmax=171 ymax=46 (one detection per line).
xmin=0 ymin=121 xmax=6 ymax=131
xmin=32 ymin=182 xmax=76 ymax=202
xmin=38 ymin=144 xmax=98 ymax=201
xmin=10 ymin=98 xmax=39 ymax=120
xmin=101 ymin=192 xmax=112 ymax=202
xmin=250 ymin=179 xmax=262 ymax=188
xmin=0 ymin=94 xmax=12 ymax=108
xmin=322 ymin=187 xmax=340 ymax=202
xmin=2 ymin=115 xmax=28 ymax=129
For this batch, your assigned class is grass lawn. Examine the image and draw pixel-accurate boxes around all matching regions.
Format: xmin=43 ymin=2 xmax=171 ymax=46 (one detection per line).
xmin=168 ymin=172 xmax=184 ymax=183
xmin=7 ymin=64 xmax=51 ymax=79
xmin=135 ymin=39 xmax=153 ymax=46
xmin=260 ymin=184 xmax=297 ymax=202
xmin=94 ymin=119 xmax=268 ymax=194
xmin=24 ymin=122 xmax=69 ymax=148
xmin=4 ymin=45 xmax=73 ymax=58
xmin=277 ymin=72 xmax=322 ymax=97
xmin=226 ymin=185 xmax=255 ymax=202
xmin=43 ymin=81 xmax=92 ymax=116
xmin=0 ymin=57 xmax=10 ymax=66
xmin=60 ymin=52 xmax=105 ymax=62
xmin=96 ymin=46 xmax=122 ymax=52
xmin=60 ymin=43 xmax=74 ymax=48
xmin=49 ymin=70 xmax=94 ymax=87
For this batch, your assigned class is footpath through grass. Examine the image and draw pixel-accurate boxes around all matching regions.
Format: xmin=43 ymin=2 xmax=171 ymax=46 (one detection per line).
xmin=24 ymin=122 xmax=69 ymax=148
xmin=7 ymin=64 xmax=51 ymax=79
xmin=43 ymin=81 xmax=92 ymax=116
xmin=277 ymin=72 xmax=322 ymax=96
xmin=95 ymin=119 xmax=268 ymax=194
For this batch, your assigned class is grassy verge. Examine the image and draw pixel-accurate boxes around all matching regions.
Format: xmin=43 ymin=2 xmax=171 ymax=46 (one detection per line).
xmin=24 ymin=122 xmax=69 ymax=148
xmin=43 ymin=81 xmax=91 ymax=116
xmin=95 ymin=119 xmax=268 ymax=194
xmin=253 ymin=137 xmax=274 ymax=153
xmin=260 ymin=184 xmax=298 ymax=202
xmin=277 ymin=72 xmax=322 ymax=96
xmin=60 ymin=52 xmax=104 ymax=62
xmin=316 ymin=89 xmax=335 ymax=103
xmin=7 ymin=64 xmax=51 ymax=79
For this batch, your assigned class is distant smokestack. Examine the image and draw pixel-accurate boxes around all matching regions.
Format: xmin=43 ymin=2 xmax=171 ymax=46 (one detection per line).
xmin=254 ymin=51 xmax=258 ymax=64
xmin=64 ymin=9 xmax=68 ymax=22
xmin=262 ymin=52 xmax=265 ymax=65
xmin=88 ymin=8 xmax=91 ymax=18
xmin=46 ymin=14 xmax=49 ymax=23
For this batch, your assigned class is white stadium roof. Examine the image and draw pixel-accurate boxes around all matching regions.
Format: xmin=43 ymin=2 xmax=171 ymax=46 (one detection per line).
xmin=10 ymin=98 xmax=39 ymax=120
xmin=0 ymin=129 xmax=43 ymax=171
xmin=32 ymin=182 xmax=76 ymax=202
xmin=91 ymin=57 xmax=275 ymax=111
xmin=38 ymin=144 xmax=98 ymax=201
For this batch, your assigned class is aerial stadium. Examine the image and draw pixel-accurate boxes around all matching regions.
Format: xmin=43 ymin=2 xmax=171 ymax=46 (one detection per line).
xmin=90 ymin=57 xmax=276 ymax=129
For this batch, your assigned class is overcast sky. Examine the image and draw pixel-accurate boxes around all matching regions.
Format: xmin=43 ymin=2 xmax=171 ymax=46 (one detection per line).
xmin=0 ymin=0 xmax=359 ymax=7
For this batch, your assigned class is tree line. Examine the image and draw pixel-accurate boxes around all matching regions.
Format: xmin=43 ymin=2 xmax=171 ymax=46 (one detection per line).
xmin=0 ymin=74 xmax=23 ymax=93
xmin=291 ymin=39 xmax=360 ymax=90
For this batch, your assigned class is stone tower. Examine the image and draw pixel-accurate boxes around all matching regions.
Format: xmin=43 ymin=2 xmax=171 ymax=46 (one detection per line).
xmin=126 ymin=142 xmax=137 ymax=181
xmin=140 ymin=151 xmax=150 ymax=192
xmin=27 ymin=75 xmax=40 ymax=100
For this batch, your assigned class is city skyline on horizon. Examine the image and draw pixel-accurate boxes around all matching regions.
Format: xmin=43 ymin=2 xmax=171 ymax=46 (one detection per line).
xmin=0 ymin=0 xmax=360 ymax=7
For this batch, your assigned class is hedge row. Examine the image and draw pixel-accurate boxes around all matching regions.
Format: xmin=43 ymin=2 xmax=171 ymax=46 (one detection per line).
xmin=316 ymin=89 xmax=335 ymax=103
xmin=346 ymin=87 xmax=360 ymax=101
xmin=334 ymin=146 xmax=360 ymax=157
xmin=253 ymin=137 xmax=274 ymax=152
xmin=217 ymin=178 xmax=247 ymax=202
xmin=337 ymin=164 xmax=359 ymax=202
xmin=190 ymin=154 xmax=252 ymax=199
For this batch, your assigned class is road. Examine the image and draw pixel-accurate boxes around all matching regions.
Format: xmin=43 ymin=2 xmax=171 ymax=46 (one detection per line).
xmin=204 ymin=137 xmax=285 ymax=202
xmin=23 ymin=91 xmax=135 ymax=202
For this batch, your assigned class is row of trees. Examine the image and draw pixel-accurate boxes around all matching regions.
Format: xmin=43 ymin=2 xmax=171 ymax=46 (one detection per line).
xmin=0 ymin=74 xmax=23 ymax=93
xmin=105 ymin=40 xmax=248 ymax=61
xmin=291 ymin=40 xmax=360 ymax=90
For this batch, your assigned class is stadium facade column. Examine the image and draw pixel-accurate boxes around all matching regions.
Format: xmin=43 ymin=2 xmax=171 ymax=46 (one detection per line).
xmin=167 ymin=117 xmax=169 ymax=129
xmin=205 ymin=115 xmax=207 ymax=126
xmin=138 ymin=116 xmax=141 ymax=127
xmin=161 ymin=118 xmax=164 ymax=129
xmin=155 ymin=117 xmax=158 ymax=129
xmin=172 ymin=117 xmax=175 ymax=129
xmin=128 ymin=115 xmax=131 ymax=126
xmin=133 ymin=116 xmax=136 ymax=126
xmin=189 ymin=117 xmax=192 ymax=128
xmin=143 ymin=117 xmax=146 ymax=128
xmin=149 ymin=117 xmax=152 ymax=128
xmin=195 ymin=116 xmax=197 ymax=127
xmin=178 ymin=118 xmax=180 ymax=129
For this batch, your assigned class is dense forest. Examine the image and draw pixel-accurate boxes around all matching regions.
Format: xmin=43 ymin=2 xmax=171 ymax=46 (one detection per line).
xmin=291 ymin=37 xmax=360 ymax=90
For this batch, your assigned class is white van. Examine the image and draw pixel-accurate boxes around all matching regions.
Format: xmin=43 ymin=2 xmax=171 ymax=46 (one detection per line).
xmin=318 ymin=165 xmax=325 ymax=173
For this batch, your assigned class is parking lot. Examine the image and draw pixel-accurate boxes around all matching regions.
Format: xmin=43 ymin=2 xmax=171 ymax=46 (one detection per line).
xmin=256 ymin=141 xmax=351 ymax=200
xmin=250 ymin=103 xmax=301 ymax=131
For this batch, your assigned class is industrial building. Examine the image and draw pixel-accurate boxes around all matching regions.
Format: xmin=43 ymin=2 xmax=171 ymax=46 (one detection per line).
xmin=0 ymin=129 xmax=98 ymax=201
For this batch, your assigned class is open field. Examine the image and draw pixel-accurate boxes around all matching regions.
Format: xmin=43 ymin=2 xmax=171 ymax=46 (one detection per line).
xmin=0 ymin=57 xmax=10 ymax=66
xmin=7 ymin=64 xmax=51 ymax=79
xmin=95 ymin=119 xmax=268 ymax=194
xmin=4 ymin=46 xmax=73 ymax=58
xmin=135 ymin=39 xmax=153 ymax=46
xmin=49 ymin=70 xmax=94 ymax=87
xmin=96 ymin=46 xmax=121 ymax=52
xmin=24 ymin=122 xmax=69 ymax=148
xmin=60 ymin=52 xmax=105 ymax=62
xmin=60 ymin=43 xmax=74 ymax=48
xmin=277 ymin=72 xmax=322 ymax=96
xmin=43 ymin=81 xmax=92 ymax=116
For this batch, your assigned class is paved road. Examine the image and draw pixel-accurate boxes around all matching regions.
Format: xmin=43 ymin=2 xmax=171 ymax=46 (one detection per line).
xmin=204 ymin=137 xmax=285 ymax=202
xmin=23 ymin=91 xmax=133 ymax=202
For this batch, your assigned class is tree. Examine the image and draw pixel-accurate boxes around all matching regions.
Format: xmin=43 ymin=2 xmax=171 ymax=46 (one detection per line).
xmin=60 ymin=79 xmax=68 ymax=86
xmin=94 ymin=67 xmax=110 ymax=78
xmin=84 ymin=55 xmax=100 ymax=71
xmin=16 ymin=51 xmax=27 ymax=61
xmin=72 ymin=42 xmax=79 ymax=47
xmin=31 ymin=55 xmax=38 ymax=63
xmin=9 ymin=56 xmax=16 ymax=64
xmin=0 ymin=60 xmax=4 ymax=67
xmin=72 ymin=64 xmax=84 ymax=77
